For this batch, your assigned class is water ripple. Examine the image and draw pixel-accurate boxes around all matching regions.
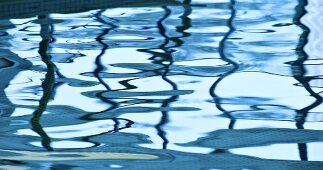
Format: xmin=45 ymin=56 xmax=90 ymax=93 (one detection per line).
xmin=0 ymin=0 xmax=323 ymax=168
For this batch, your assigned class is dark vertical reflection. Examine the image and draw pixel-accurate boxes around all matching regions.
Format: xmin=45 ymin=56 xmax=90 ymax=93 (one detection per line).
xmin=112 ymin=117 xmax=120 ymax=132
xmin=30 ymin=15 xmax=55 ymax=151
xmin=79 ymin=10 xmax=129 ymax=146
xmin=292 ymin=0 xmax=323 ymax=161
xmin=78 ymin=10 xmax=137 ymax=147
xmin=154 ymin=1 xmax=192 ymax=149
xmin=154 ymin=6 xmax=173 ymax=149
xmin=208 ymin=0 xmax=238 ymax=154
xmin=94 ymin=10 xmax=119 ymax=111
xmin=209 ymin=0 xmax=238 ymax=130
xmin=169 ymin=0 xmax=192 ymax=47
xmin=94 ymin=11 xmax=114 ymax=91
xmin=80 ymin=10 xmax=119 ymax=121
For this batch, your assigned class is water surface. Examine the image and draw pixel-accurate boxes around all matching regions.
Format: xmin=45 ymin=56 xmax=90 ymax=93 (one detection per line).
xmin=0 ymin=0 xmax=323 ymax=169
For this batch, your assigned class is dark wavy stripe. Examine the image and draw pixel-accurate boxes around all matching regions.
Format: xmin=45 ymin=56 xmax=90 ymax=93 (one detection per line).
xmin=155 ymin=1 xmax=194 ymax=149
xmin=209 ymin=0 xmax=238 ymax=129
xmin=293 ymin=0 xmax=323 ymax=126
xmin=154 ymin=6 xmax=173 ymax=149
xmin=30 ymin=15 xmax=55 ymax=151
xmin=292 ymin=0 xmax=323 ymax=161
xmin=80 ymin=10 xmax=122 ymax=124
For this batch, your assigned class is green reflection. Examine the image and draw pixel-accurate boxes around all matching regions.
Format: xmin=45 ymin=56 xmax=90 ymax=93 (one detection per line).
xmin=30 ymin=15 xmax=55 ymax=151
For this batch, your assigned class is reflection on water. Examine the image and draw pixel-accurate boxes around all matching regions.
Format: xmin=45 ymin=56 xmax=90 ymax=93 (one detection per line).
xmin=0 ymin=0 xmax=323 ymax=169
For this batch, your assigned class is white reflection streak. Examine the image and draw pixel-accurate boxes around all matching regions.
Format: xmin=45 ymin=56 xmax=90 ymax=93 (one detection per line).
xmin=303 ymin=0 xmax=323 ymax=60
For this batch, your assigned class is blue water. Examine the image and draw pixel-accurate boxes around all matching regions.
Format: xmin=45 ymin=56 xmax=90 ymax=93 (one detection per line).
xmin=0 ymin=0 xmax=322 ymax=169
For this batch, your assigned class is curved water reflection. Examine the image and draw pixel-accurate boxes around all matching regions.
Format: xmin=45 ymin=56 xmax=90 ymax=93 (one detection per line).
xmin=209 ymin=0 xmax=238 ymax=131
xmin=0 ymin=0 xmax=323 ymax=169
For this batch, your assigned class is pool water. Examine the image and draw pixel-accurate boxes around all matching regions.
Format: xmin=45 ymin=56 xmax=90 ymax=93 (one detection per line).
xmin=0 ymin=0 xmax=322 ymax=169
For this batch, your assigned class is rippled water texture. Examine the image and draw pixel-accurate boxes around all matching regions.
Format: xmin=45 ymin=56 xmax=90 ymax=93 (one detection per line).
xmin=0 ymin=0 xmax=323 ymax=169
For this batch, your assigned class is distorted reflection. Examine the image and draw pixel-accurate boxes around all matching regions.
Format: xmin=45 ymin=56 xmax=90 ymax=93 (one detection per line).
xmin=0 ymin=0 xmax=322 ymax=169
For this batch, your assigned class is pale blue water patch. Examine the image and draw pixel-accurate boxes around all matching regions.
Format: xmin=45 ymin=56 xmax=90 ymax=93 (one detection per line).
xmin=0 ymin=0 xmax=322 ymax=169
